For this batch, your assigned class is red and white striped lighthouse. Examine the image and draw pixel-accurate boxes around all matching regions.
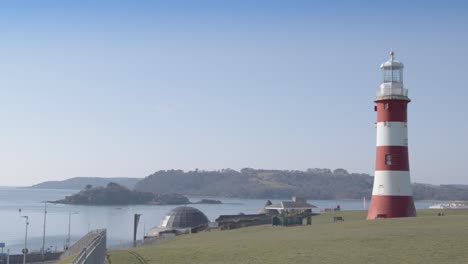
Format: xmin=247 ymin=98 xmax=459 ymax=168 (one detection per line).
xmin=367 ymin=52 xmax=416 ymax=220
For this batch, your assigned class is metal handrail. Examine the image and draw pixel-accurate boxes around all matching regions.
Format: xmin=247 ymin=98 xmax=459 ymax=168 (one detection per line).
xmin=72 ymin=229 xmax=106 ymax=264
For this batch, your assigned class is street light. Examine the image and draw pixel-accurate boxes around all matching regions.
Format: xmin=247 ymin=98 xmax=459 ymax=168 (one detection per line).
xmin=66 ymin=212 xmax=79 ymax=250
xmin=41 ymin=202 xmax=48 ymax=258
xmin=20 ymin=216 xmax=28 ymax=264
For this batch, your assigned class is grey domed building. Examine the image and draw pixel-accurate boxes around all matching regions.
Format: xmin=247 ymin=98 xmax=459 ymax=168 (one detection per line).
xmin=145 ymin=206 xmax=210 ymax=238
xmin=161 ymin=206 xmax=209 ymax=229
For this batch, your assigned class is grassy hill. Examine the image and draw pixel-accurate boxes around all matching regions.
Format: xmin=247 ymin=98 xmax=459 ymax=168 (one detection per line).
xmin=107 ymin=209 xmax=468 ymax=264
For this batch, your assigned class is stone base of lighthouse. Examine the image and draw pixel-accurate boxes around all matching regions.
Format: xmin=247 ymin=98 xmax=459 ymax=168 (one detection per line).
xmin=367 ymin=195 xmax=416 ymax=219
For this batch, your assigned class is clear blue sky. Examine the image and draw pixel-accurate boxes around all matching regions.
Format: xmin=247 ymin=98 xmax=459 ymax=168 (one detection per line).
xmin=1 ymin=0 xmax=467 ymax=186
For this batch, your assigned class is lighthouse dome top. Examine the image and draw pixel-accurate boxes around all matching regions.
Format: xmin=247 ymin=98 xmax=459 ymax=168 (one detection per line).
xmin=376 ymin=51 xmax=409 ymax=101
xmin=380 ymin=51 xmax=404 ymax=69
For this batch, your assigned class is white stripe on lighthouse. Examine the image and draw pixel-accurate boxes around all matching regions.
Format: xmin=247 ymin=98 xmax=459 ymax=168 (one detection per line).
xmin=372 ymin=171 xmax=412 ymax=196
xmin=376 ymin=121 xmax=408 ymax=147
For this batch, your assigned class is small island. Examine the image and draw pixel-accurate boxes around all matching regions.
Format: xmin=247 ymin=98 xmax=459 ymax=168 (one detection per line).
xmin=53 ymin=182 xmax=222 ymax=206
xmin=193 ymin=199 xmax=222 ymax=204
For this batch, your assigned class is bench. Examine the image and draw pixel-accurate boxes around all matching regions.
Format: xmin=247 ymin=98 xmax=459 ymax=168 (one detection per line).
xmin=333 ymin=216 xmax=344 ymax=222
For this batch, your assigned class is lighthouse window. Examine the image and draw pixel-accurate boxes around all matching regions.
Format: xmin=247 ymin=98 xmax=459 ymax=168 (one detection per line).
xmin=392 ymin=69 xmax=401 ymax=82
xmin=385 ymin=154 xmax=392 ymax=165
xmin=384 ymin=103 xmax=389 ymax=110
xmin=384 ymin=69 xmax=392 ymax=82
xmin=383 ymin=68 xmax=402 ymax=83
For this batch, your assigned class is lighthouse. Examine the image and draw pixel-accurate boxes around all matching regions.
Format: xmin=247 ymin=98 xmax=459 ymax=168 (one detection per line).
xmin=367 ymin=52 xmax=416 ymax=220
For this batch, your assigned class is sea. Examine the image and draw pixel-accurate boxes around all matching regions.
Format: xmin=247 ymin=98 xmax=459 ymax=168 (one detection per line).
xmin=0 ymin=187 xmax=434 ymax=254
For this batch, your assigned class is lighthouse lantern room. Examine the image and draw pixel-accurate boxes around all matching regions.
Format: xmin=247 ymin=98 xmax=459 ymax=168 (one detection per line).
xmin=367 ymin=52 xmax=416 ymax=220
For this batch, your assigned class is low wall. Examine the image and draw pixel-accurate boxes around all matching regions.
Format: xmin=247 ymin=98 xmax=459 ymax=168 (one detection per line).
xmin=0 ymin=252 xmax=62 ymax=263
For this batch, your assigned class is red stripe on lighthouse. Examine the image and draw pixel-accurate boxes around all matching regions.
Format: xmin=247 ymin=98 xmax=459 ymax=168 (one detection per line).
xmin=376 ymin=100 xmax=408 ymax=122
xmin=367 ymin=195 xmax=416 ymax=219
xmin=375 ymin=146 xmax=409 ymax=171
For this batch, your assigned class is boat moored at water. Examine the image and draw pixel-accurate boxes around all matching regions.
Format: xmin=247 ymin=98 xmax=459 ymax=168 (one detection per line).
xmin=429 ymin=201 xmax=468 ymax=209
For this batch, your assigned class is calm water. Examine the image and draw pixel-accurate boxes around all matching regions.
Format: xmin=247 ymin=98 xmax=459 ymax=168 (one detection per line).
xmin=0 ymin=187 xmax=433 ymax=253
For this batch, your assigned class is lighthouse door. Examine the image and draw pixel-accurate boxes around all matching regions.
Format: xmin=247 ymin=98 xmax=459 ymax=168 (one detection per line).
xmin=378 ymin=185 xmax=384 ymax=195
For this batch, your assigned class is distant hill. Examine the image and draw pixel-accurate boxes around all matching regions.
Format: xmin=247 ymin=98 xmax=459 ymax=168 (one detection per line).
xmin=31 ymin=177 xmax=142 ymax=190
xmin=134 ymin=168 xmax=468 ymax=201
xmin=135 ymin=168 xmax=373 ymax=199
xmin=33 ymin=169 xmax=468 ymax=201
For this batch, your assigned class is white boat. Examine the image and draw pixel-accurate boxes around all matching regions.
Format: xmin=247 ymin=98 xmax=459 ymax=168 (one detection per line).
xmin=429 ymin=201 xmax=468 ymax=209
xmin=429 ymin=204 xmax=447 ymax=209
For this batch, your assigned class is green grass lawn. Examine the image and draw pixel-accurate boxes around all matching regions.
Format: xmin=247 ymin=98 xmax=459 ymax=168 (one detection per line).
xmin=107 ymin=209 xmax=468 ymax=264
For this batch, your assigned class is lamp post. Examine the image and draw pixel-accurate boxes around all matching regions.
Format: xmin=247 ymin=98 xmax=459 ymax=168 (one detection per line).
xmin=20 ymin=216 xmax=28 ymax=264
xmin=41 ymin=202 xmax=47 ymax=258
xmin=66 ymin=212 xmax=79 ymax=250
